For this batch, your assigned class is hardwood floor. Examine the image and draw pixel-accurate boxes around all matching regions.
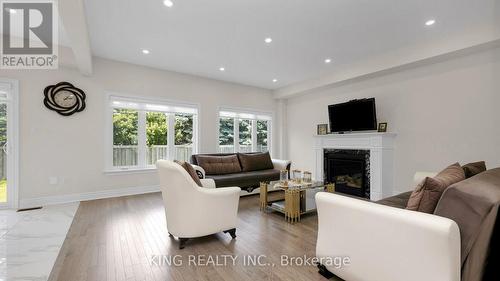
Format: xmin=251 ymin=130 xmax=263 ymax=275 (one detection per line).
xmin=48 ymin=192 xmax=340 ymax=281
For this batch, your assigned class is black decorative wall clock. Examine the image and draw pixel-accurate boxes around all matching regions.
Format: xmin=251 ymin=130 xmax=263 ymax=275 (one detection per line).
xmin=43 ymin=82 xmax=86 ymax=116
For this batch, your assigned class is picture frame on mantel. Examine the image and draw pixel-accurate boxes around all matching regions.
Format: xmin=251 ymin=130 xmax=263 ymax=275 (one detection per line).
xmin=317 ymin=124 xmax=328 ymax=135
xmin=378 ymin=122 xmax=388 ymax=132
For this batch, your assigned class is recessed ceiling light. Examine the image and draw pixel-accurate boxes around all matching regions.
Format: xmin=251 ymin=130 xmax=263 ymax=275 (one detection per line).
xmin=264 ymin=38 xmax=273 ymax=44
xmin=324 ymin=58 xmax=332 ymax=64
xmin=272 ymin=79 xmax=278 ymax=83
xmin=425 ymin=19 xmax=436 ymax=26
xmin=8 ymin=8 xmax=17 ymax=14
xmin=142 ymin=49 xmax=150 ymax=54
xmin=219 ymin=67 xmax=225 ymax=72
xmin=163 ymin=0 xmax=174 ymax=8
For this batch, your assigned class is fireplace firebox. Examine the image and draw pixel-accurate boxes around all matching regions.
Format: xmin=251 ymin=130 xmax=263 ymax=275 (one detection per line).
xmin=324 ymin=149 xmax=370 ymax=199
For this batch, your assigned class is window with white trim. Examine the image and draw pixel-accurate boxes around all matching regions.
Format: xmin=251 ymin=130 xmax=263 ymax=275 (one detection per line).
xmin=218 ymin=109 xmax=271 ymax=153
xmin=109 ymin=96 xmax=198 ymax=170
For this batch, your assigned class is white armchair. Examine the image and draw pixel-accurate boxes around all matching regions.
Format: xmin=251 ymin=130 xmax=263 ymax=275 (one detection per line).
xmin=157 ymin=160 xmax=241 ymax=249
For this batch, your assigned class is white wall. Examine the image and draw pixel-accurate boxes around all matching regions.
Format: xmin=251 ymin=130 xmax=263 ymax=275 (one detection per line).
xmin=285 ymin=47 xmax=500 ymax=194
xmin=3 ymin=45 xmax=499 ymax=204
xmin=0 ymin=57 xmax=276 ymax=202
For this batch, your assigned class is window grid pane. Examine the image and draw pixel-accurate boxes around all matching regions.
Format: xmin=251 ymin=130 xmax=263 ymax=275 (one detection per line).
xmin=146 ymin=112 xmax=168 ymax=165
xmin=239 ymin=119 xmax=252 ymax=153
xmin=174 ymin=114 xmax=194 ymax=162
xmin=219 ymin=117 xmax=234 ymax=153
xmin=257 ymin=120 xmax=268 ymax=152
xmin=113 ymin=109 xmax=138 ymax=167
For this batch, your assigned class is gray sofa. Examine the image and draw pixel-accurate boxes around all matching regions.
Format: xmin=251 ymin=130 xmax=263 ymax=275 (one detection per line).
xmin=190 ymin=152 xmax=291 ymax=192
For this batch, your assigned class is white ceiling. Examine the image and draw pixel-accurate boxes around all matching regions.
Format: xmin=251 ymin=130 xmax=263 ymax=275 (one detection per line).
xmin=83 ymin=0 xmax=499 ymax=89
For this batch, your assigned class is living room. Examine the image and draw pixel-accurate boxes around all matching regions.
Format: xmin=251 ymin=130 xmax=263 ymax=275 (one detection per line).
xmin=0 ymin=0 xmax=499 ymax=281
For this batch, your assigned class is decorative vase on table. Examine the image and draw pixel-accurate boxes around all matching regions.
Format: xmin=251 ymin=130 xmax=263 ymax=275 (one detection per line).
xmin=303 ymin=171 xmax=312 ymax=183
xmin=280 ymin=170 xmax=288 ymax=185
xmin=292 ymin=170 xmax=302 ymax=184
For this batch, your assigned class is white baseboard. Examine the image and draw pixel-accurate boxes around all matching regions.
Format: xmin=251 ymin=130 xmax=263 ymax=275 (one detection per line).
xmin=20 ymin=184 xmax=282 ymax=209
xmin=20 ymin=185 xmax=160 ymax=209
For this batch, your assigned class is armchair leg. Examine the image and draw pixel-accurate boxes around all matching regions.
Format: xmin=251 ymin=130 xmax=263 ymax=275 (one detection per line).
xmin=223 ymin=228 xmax=237 ymax=239
xmin=317 ymin=263 xmax=335 ymax=279
xmin=179 ymin=238 xmax=189 ymax=249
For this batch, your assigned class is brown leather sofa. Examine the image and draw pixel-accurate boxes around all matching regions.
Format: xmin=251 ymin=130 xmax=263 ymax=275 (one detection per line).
xmin=190 ymin=152 xmax=291 ymax=192
xmin=376 ymin=168 xmax=500 ymax=281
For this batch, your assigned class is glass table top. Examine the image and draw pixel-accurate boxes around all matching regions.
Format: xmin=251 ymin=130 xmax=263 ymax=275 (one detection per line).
xmin=268 ymin=180 xmax=327 ymax=191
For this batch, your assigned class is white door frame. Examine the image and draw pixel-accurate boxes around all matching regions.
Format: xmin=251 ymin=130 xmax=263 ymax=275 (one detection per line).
xmin=0 ymin=78 xmax=19 ymax=209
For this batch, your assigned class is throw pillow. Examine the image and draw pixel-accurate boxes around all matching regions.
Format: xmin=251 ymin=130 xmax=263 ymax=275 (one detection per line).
xmin=238 ymin=152 xmax=274 ymax=172
xmin=462 ymin=161 xmax=486 ymax=178
xmin=406 ymin=162 xmax=465 ymax=213
xmin=174 ymin=160 xmax=203 ymax=187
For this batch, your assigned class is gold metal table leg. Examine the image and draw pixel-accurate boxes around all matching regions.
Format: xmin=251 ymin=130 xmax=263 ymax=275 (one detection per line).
xmin=259 ymin=182 xmax=268 ymax=211
xmin=285 ymin=189 xmax=301 ymax=223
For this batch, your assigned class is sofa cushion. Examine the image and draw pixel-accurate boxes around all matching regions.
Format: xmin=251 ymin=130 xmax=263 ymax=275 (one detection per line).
xmin=238 ymin=152 xmax=274 ymax=172
xmin=208 ymin=169 xmax=280 ymax=188
xmin=376 ymin=191 xmax=412 ymax=209
xmin=462 ymin=161 xmax=487 ymax=178
xmin=406 ymin=163 xmax=465 ymax=213
xmin=191 ymin=153 xmax=234 ymax=165
xmin=434 ymin=168 xmax=500 ymax=280
xmin=174 ymin=160 xmax=202 ymax=187
xmin=194 ymin=155 xmax=242 ymax=175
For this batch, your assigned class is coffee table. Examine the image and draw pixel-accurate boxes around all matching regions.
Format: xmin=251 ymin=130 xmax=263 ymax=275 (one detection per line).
xmin=259 ymin=180 xmax=335 ymax=223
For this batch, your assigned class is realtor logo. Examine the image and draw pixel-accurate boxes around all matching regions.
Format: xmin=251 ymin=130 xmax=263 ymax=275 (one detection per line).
xmin=1 ymin=1 xmax=58 ymax=69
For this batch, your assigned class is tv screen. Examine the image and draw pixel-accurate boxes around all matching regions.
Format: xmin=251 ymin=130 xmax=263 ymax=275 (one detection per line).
xmin=328 ymin=98 xmax=377 ymax=133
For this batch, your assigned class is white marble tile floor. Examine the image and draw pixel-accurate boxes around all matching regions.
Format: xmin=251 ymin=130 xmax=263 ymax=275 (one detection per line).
xmin=0 ymin=203 xmax=79 ymax=281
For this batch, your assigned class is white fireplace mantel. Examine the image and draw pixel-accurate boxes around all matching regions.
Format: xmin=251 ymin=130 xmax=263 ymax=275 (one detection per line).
xmin=314 ymin=132 xmax=396 ymax=201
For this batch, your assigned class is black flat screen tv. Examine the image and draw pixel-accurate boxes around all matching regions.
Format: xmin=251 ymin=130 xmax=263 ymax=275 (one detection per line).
xmin=328 ymin=98 xmax=377 ymax=133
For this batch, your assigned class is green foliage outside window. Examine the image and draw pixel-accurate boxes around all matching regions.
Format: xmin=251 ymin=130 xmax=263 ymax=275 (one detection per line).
xmin=113 ymin=109 xmax=138 ymax=145
xmin=219 ymin=118 xmax=234 ymax=145
xmin=113 ymin=110 xmax=194 ymax=147
xmin=239 ymin=119 xmax=252 ymax=145
xmin=175 ymin=114 xmax=193 ymax=145
xmin=257 ymin=120 xmax=268 ymax=146
xmin=219 ymin=117 xmax=268 ymax=148
xmin=146 ymin=112 xmax=167 ymax=146
xmin=0 ymin=104 xmax=6 ymax=146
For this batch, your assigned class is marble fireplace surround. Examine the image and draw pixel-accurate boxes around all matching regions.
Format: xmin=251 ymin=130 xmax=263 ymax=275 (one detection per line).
xmin=314 ymin=132 xmax=396 ymax=201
